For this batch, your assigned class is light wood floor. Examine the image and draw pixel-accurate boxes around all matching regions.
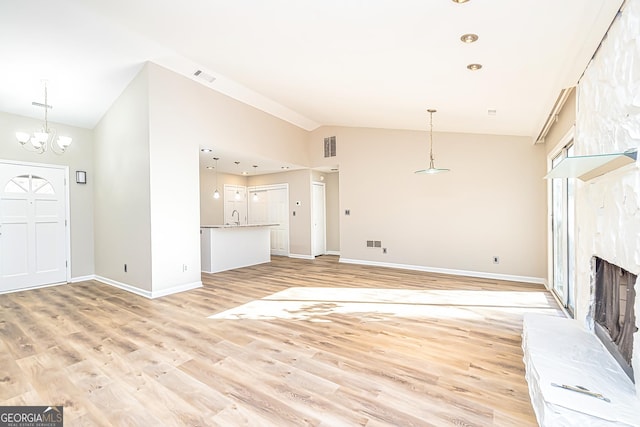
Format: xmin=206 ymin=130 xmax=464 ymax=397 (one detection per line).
xmin=0 ymin=256 xmax=561 ymax=426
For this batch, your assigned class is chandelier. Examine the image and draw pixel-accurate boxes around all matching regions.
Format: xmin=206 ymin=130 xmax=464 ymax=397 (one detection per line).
xmin=415 ymin=109 xmax=450 ymax=174
xmin=15 ymin=81 xmax=72 ymax=154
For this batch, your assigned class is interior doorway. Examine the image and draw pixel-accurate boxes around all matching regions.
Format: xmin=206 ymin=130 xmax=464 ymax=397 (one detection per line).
xmin=312 ymin=181 xmax=326 ymax=257
xmin=0 ymin=161 xmax=69 ymax=293
xmin=248 ymin=184 xmax=289 ymax=256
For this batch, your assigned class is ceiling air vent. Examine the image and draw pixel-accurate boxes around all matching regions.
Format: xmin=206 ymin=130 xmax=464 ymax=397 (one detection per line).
xmin=193 ymin=69 xmax=216 ymax=83
xmin=324 ymin=136 xmax=336 ymax=158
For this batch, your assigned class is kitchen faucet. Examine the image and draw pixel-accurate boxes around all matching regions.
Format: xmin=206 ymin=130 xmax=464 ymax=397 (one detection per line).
xmin=231 ymin=209 xmax=240 ymax=225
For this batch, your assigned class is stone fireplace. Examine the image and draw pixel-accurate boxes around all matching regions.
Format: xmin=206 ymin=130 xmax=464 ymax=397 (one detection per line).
xmin=575 ymin=0 xmax=640 ymax=398
xmin=522 ymin=3 xmax=640 ymax=423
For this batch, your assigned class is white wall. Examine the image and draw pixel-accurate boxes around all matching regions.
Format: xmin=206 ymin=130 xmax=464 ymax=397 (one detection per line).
xmin=573 ymin=0 xmax=640 ymax=391
xmin=309 ymin=126 xmax=548 ymax=281
xmin=0 ymin=111 xmax=95 ymax=280
xmin=148 ymin=64 xmax=202 ymax=293
xmin=93 ymin=65 xmax=152 ymax=291
xmin=147 ymin=70 xmax=309 ymax=167
xmin=93 ymin=61 xmax=313 ymax=294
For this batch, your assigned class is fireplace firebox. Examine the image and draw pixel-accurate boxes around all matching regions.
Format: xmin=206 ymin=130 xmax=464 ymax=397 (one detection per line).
xmin=592 ymin=256 xmax=638 ymax=382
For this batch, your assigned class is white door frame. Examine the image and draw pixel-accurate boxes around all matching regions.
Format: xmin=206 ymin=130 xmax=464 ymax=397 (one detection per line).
xmin=0 ymin=159 xmax=71 ymax=290
xmin=311 ymin=181 xmax=326 ymax=257
xmin=546 ymin=127 xmax=575 ymax=316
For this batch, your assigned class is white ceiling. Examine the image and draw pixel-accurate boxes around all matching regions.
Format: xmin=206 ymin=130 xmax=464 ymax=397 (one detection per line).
xmin=0 ymin=0 xmax=623 ymax=173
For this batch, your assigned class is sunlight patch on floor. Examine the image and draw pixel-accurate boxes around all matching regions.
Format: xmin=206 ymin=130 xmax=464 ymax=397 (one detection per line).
xmin=208 ymin=287 xmax=555 ymax=321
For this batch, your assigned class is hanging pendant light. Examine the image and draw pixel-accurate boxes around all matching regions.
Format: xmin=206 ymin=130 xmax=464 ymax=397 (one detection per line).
xmin=252 ymin=165 xmax=259 ymax=201
xmin=234 ymin=161 xmax=241 ymax=200
xmin=213 ymin=157 xmax=220 ymax=199
xmin=415 ymin=109 xmax=450 ymax=174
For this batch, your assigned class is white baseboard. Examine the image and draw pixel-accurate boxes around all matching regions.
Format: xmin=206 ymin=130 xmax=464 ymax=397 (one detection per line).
xmin=289 ymin=252 xmax=341 ymax=259
xmin=151 ymin=281 xmax=202 ymax=298
xmin=94 ymin=276 xmax=153 ymax=298
xmin=289 ymin=254 xmax=315 ymax=260
xmin=94 ymin=276 xmax=202 ymax=299
xmin=338 ymin=258 xmax=546 ymax=285
xmin=70 ymin=275 xmax=96 ymax=283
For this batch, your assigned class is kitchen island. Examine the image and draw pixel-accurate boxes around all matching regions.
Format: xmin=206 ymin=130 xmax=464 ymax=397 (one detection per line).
xmin=200 ymin=224 xmax=277 ymax=273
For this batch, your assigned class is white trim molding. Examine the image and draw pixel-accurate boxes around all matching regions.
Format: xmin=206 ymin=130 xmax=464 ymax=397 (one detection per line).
xmin=339 ymin=258 xmax=546 ymax=285
xmin=94 ymin=276 xmax=202 ymax=299
xmin=70 ymin=275 xmax=96 ymax=283
xmin=289 ymin=254 xmax=315 ymax=260
xmin=94 ymin=276 xmax=153 ymax=298
xmin=151 ymin=281 xmax=202 ymax=299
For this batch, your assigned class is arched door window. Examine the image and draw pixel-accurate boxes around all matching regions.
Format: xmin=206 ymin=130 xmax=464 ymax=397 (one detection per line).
xmin=3 ymin=175 xmax=55 ymax=195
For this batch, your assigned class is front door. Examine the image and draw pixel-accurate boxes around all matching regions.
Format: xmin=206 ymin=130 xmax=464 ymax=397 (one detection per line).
xmin=0 ymin=162 xmax=68 ymax=292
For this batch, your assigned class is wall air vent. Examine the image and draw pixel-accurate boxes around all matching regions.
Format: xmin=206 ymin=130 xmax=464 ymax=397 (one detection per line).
xmin=193 ymin=69 xmax=216 ymax=83
xmin=324 ymin=136 xmax=336 ymax=158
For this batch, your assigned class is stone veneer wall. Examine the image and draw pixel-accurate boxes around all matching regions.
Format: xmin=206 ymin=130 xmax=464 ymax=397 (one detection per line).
xmin=575 ymin=0 xmax=640 ymax=394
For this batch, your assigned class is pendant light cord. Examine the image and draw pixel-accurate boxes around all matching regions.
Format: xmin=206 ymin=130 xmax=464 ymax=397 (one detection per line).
xmin=414 ymin=108 xmax=448 ymax=174
xmin=428 ymin=109 xmax=435 ymax=169
xmin=43 ymin=83 xmax=49 ymax=132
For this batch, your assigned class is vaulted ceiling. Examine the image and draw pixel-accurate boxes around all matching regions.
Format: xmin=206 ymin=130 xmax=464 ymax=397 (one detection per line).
xmin=0 ymin=0 xmax=622 ymax=142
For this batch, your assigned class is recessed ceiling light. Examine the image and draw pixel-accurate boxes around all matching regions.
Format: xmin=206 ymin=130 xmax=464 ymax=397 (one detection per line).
xmin=467 ymin=63 xmax=483 ymax=71
xmin=281 ymin=166 xmax=290 ymax=170
xmin=206 ymin=166 xmax=214 ymax=170
xmin=451 ymin=0 xmax=470 ymax=3
xmin=460 ymin=33 xmax=478 ymax=43
xmin=488 ymin=109 xmax=497 ymax=116
xmin=200 ymin=148 xmax=212 ymax=153
xmin=241 ymin=171 xmax=248 ymax=175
